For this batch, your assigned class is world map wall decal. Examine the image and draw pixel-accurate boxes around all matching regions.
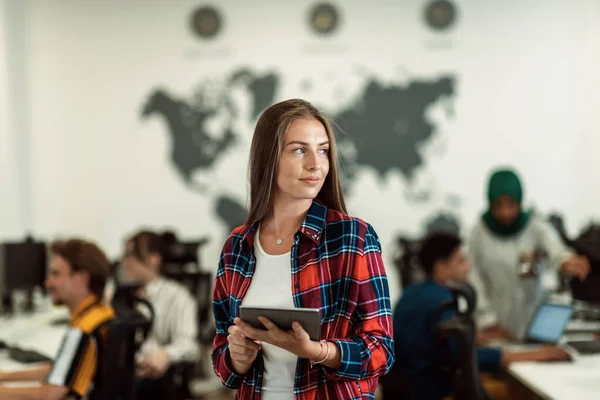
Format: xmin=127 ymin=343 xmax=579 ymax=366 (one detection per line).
xmin=141 ymin=67 xmax=460 ymax=236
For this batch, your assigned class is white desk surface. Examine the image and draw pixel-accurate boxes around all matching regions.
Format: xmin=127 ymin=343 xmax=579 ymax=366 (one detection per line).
xmin=505 ymin=318 xmax=600 ymax=400
xmin=508 ymin=355 xmax=600 ymax=400
xmin=0 ymin=305 xmax=68 ymax=388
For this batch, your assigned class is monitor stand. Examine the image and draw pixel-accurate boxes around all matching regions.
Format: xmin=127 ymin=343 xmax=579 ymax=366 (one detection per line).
xmin=1 ymin=293 xmax=13 ymax=315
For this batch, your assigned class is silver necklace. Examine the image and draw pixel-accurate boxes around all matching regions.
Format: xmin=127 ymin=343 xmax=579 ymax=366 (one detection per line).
xmin=273 ymin=219 xmax=300 ymax=245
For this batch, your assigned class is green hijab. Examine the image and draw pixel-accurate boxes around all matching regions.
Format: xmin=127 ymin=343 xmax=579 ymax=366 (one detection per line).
xmin=482 ymin=169 xmax=531 ymax=237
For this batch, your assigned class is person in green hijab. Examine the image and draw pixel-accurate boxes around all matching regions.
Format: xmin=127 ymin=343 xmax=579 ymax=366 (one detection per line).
xmin=482 ymin=169 xmax=531 ymax=237
xmin=468 ymin=168 xmax=590 ymax=342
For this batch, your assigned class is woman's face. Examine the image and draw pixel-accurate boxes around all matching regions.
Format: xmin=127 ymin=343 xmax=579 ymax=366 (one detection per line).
xmin=491 ymin=195 xmax=521 ymax=226
xmin=275 ymin=118 xmax=330 ymax=204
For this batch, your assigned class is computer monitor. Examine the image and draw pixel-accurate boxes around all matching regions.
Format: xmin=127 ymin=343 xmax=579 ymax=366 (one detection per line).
xmin=0 ymin=241 xmax=47 ymax=294
xmin=162 ymin=238 xmax=209 ymax=273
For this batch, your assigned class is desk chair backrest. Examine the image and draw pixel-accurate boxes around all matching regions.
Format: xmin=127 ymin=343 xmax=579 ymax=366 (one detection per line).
xmin=434 ymin=282 xmax=488 ymax=400
xmin=549 ymin=216 xmax=600 ymax=304
xmin=393 ymin=237 xmax=426 ymax=289
xmin=194 ymin=271 xmax=214 ymax=344
xmin=93 ymin=283 xmax=154 ymax=400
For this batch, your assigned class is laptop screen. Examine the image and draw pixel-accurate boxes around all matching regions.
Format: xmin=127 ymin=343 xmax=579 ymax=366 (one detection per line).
xmin=527 ymin=303 xmax=573 ymax=343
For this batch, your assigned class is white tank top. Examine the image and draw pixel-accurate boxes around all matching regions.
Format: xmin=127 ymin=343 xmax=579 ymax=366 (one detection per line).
xmin=241 ymin=228 xmax=297 ymax=400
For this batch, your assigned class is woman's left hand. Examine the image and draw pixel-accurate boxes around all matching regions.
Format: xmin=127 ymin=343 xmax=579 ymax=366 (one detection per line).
xmin=234 ymin=317 xmax=321 ymax=360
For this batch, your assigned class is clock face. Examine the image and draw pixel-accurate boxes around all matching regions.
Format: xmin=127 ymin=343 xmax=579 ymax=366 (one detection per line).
xmin=308 ymin=3 xmax=340 ymax=36
xmin=424 ymin=0 xmax=457 ymax=31
xmin=190 ymin=6 xmax=222 ymax=39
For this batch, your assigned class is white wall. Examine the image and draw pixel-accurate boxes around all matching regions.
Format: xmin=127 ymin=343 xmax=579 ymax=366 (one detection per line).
xmin=0 ymin=0 xmax=27 ymax=240
xmin=582 ymin=0 xmax=600 ymax=223
xmin=3 ymin=0 xmax=599 ymax=303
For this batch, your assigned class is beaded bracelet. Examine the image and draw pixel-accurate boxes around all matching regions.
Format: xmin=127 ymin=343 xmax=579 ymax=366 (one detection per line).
xmin=309 ymin=340 xmax=330 ymax=367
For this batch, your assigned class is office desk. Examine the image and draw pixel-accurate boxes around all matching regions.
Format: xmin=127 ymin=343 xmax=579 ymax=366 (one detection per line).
xmin=502 ymin=317 xmax=600 ymax=400
xmin=1 ymin=303 xmax=231 ymax=397
xmin=508 ymin=355 xmax=600 ymax=400
xmin=0 ymin=306 xmax=67 ymax=387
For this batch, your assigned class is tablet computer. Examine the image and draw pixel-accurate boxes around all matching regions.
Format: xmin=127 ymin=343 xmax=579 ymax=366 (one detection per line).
xmin=239 ymin=306 xmax=321 ymax=341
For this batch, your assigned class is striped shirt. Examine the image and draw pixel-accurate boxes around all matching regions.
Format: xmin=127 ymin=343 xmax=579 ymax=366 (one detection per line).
xmin=44 ymin=295 xmax=115 ymax=399
xmin=139 ymin=277 xmax=199 ymax=364
xmin=212 ymin=200 xmax=395 ymax=400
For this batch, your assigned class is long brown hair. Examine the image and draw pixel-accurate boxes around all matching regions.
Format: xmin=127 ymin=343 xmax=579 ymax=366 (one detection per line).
xmin=246 ymin=99 xmax=347 ymax=225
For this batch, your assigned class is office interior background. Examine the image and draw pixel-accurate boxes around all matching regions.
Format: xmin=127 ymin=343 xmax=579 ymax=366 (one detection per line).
xmin=1 ymin=0 xmax=599 ymax=398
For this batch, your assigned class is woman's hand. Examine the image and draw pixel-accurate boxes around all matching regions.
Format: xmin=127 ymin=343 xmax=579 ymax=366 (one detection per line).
xmin=235 ymin=317 xmax=321 ymax=360
xmin=561 ymin=255 xmax=591 ymax=280
xmin=227 ymin=323 xmax=262 ymax=374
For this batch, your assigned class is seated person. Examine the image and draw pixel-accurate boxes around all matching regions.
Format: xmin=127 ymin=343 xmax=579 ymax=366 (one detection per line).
xmin=120 ymin=230 xmax=199 ymax=400
xmin=0 ymin=239 xmax=115 ymax=400
xmin=393 ymin=232 xmax=571 ymax=400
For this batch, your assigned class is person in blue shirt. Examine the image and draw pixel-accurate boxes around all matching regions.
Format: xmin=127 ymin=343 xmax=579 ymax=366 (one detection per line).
xmin=392 ymin=232 xmax=571 ymax=399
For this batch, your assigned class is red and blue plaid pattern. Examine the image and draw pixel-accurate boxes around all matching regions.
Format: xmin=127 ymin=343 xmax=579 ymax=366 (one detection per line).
xmin=212 ymin=200 xmax=395 ymax=399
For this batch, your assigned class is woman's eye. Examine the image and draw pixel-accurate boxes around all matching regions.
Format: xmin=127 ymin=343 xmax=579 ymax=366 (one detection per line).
xmin=319 ymin=148 xmax=329 ymax=155
xmin=293 ymin=148 xmax=305 ymax=154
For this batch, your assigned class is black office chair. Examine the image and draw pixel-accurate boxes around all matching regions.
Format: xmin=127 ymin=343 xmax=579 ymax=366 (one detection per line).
xmin=569 ymin=224 xmax=600 ymax=305
xmin=159 ymin=269 xmax=214 ymax=398
xmin=434 ymin=281 xmax=490 ymax=400
xmin=393 ymin=236 xmax=426 ymax=290
xmin=92 ymin=283 xmax=154 ymax=400
xmin=161 ymin=239 xmax=212 ymax=399
xmin=193 ymin=271 xmax=215 ymax=345
xmin=549 ymin=215 xmax=600 ymax=305
xmin=378 ymin=366 xmax=416 ymax=399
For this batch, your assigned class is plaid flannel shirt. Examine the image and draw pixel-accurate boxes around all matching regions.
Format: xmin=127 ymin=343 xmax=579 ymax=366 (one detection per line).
xmin=212 ymin=200 xmax=395 ymax=399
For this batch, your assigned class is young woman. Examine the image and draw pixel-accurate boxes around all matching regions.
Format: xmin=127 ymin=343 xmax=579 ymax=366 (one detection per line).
xmin=469 ymin=169 xmax=590 ymax=341
xmin=211 ymin=99 xmax=395 ymax=399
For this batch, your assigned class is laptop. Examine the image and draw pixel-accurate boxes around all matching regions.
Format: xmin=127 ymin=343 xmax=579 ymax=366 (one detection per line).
xmin=524 ymin=303 xmax=574 ymax=344
xmin=502 ymin=303 xmax=600 ymax=356
xmin=495 ymin=303 xmax=573 ymax=351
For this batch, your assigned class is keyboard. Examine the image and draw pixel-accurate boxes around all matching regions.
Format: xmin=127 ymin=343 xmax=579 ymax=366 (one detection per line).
xmin=566 ymin=320 xmax=600 ymax=333
xmin=49 ymin=317 xmax=70 ymax=326
xmin=566 ymin=340 xmax=600 ymax=355
xmin=8 ymin=347 xmax=53 ymax=364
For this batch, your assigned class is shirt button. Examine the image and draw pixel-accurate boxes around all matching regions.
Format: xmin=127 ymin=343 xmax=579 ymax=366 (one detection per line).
xmin=294 ymin=283 xmax=300 ymax=289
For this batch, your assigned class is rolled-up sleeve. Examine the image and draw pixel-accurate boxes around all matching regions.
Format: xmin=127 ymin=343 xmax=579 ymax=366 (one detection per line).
xmin=324 ymin=225 xmax=395 ymax=380
xmin=211 ymin=251 xmax=247 ymax=389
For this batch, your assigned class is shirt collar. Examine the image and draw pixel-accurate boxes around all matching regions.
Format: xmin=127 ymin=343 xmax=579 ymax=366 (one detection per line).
xmin=240 ymin=200 xmax=328 ymax=250
xmin=69 ymin=294 xmax=99 ymax=324
xmin=145 ymin=277 xmax=165 ymax=298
